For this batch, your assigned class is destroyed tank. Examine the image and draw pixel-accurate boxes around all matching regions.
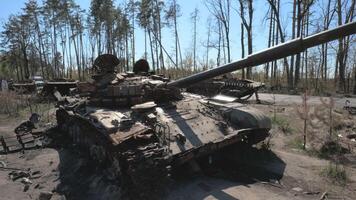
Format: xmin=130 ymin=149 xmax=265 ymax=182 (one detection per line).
xmin=55 ymin=22 xmax=356 ymax=199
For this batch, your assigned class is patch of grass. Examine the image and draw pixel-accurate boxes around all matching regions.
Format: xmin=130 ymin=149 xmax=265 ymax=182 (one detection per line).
xmin=0 ymin=91 xmax=28 ymax=116
xmin=272 ymin=116 xmax=294 ymax=134
xmin=321 ymin=162 xmax=347 ymax=185
xmin=307 ymin=140 xmax=349 ymax=159
xmin=19 ymin=102 xmax=55 ymax=123
xmin=288 ymin=137 xmax=304 ymax=150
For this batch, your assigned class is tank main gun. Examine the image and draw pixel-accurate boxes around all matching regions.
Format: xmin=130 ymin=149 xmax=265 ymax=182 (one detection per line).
xmin=167 ymin=21 xmax=356 ymax=89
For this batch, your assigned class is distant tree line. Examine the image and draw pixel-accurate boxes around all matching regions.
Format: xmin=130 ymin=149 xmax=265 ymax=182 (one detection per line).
xmin=0 ymin=0 xmax=355 ymax=94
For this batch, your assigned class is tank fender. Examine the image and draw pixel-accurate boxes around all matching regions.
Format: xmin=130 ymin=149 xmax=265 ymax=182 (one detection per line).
xmin=223 ymin=106 xmax=271 ymax=130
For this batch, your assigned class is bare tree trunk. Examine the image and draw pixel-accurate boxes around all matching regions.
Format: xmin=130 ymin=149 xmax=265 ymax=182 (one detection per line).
xmin=265 ymin=2 xmax=274 ymax=81
xmin=217 ymin=21 xmax=222 ymax=66
xmin=71 ymin=32 xmax=81 ymax=81
xmin=192 ymin=8 xmax=198 ymax=71
xmin=304 ymin=10 xmax=309 ymax=89
xmin=336 ymin=0 xmax=345 ymax=92
xmin=131 ymin=11 xmax=135 ymax=68
xmin=206 ymin=19 xmax=211 ymax=70
xmin=157 ymin=1 xmax=164 ymax=70
xmin=289 ymin=0 xmax=297 ymax=89
xmin=174 ymin=1 xmax=179 ymax=69
xmin=294 ymin=0 xmax=302 ymax=88
xmin=126 ymin=32 xmax=129 ymax=71
xmin=79 ymin=31 xmax=85 ymax=79
xmin=336 ymin=0 xmax=355 ymax=92
xmin=21 ymin=46 xmax=29 ymax=79
xmin=240 ymin=23 xmax=245 ymax=78
xmin=246 ymin=0 xmax=253 ymax=79
xmin=148 ymin=30 xmax=155 ymax=71
xmin=34 ymin=12 xmax=45 ymax=79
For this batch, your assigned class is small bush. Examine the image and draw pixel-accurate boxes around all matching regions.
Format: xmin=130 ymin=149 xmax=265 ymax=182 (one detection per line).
xmin=321 ymin=162 xmax=347 ymax=185
xmin=318 ymin=140 xmax=349 ymax=158
xmin=288 ymin=137 xmax=304 ymax=150
xmin=0 ymin=91 xmax=54 ymax=122
xmin=272 ymin=116 xmax=294 ymax=134
xmin=0 ymin=91 xmax=28 ymax=116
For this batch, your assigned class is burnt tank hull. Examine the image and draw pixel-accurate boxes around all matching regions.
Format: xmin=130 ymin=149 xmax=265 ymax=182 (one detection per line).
xmin=56 ymin=91 xmax=270 ymax=199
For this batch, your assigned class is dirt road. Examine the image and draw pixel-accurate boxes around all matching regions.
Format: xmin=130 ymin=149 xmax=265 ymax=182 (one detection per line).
xmin=252 ymin=93 xmax=356 ymax=108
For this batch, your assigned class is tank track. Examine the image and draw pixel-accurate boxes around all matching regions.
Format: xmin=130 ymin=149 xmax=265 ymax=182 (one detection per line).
xmin=122 ymin=143 xmax=171 ymax=200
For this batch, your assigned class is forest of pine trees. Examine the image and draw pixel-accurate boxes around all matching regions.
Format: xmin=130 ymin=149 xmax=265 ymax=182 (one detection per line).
xmin=0 ymin=0 xmax=355 ymax=94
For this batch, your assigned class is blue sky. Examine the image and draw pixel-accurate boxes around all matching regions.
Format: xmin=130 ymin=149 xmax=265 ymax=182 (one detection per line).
xmin=0 ymin=0 xmax=296 ymax=65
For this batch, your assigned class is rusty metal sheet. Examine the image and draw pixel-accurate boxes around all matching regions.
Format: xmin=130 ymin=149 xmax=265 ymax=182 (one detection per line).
xmin=89 ymin=110 xmax=127 ymax=131
xmin=109 ymin=122 xmax=151 ymax=145
xmin=77 ymin=82 xmax=96 ymax=93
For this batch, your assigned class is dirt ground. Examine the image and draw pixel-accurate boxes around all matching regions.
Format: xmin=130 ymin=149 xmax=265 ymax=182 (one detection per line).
xmin=0 ymin=93 xmax=356 ymax=200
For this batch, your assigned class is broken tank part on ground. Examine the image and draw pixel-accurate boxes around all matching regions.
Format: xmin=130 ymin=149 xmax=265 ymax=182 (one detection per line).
xmin=11 ymin=81 xmax=36 ymax=94
xmin=55 ymin=22 xmax=356 ymax=199
xmin=41 ymin=79 xmax=78 ymax=97
xmin=186 ymin=74 xmax=265 ymax=101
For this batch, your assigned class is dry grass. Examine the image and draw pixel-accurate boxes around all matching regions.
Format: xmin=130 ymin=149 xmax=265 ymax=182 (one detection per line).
xmin=0 ymin=91 xmax=55 ymax=122
xmin=321 ymin=162 xmax=348 ymax=185
xmin=0 ymin=91 xmax=29 ymax=116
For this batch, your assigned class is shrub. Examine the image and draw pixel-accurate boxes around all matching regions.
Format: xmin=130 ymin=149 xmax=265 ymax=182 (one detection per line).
xmin=272 ymin=116 xmax=294 ymax=134
xmin=321 ymin=162 xmax=347 ymax=185
xmin=288 ymin=137 xmax=304 ymax=150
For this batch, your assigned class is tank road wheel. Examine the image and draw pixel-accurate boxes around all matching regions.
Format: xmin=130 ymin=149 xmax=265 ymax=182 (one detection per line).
xmin=122 ymin=143 xmax=171 ymax=200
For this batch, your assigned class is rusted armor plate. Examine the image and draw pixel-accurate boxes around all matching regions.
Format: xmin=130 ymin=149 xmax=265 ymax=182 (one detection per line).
xmin=109 ymin=122 xmax=151 ymax=145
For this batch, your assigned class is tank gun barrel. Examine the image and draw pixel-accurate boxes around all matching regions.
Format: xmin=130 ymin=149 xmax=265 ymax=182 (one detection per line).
xmin=167 ymin=21 xmax=356 ymax=88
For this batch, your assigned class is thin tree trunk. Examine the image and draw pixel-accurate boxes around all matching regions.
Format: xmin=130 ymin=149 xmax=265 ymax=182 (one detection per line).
xmin=294 ymin=0 xmax=301 ymax=88
xmin=265 ymin=3 xmax=274 ymax=81
xmin=148 ymin=30 xmax=155 ymax=71
xmin=240 ymin=23 xmax=245 ymax=78
xmin=289 ymin=0 xmax=297 ymax=89
xmin=246 ymin=0 xmax=253 ymax=79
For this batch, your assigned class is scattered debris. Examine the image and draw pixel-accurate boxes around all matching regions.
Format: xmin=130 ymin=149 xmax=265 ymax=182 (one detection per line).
xmin=0 ymin=113 xmax=50 ymax=154
xmin=251 ymin=177 xmax=283 ymax=188
xmin=292 ymin=187 xmax=303 ymax=192
xmin=0 ymin=160 xmax=6 ymax=167
xmin=319 ymin=191 xmax=328 ymax=200
xmin=0 ymin=167 xmax=25 ymax=171
xmin=32 ymin=170 xmax=41 ymax=175
xmin=14 ymin=113 xmax=40 ymax=135
xmin=23 ymin=184 xmax=30 ymax=192
xmin=346 ymin=134 xmax=356 ymax=141
xmin=9 ymin=170 xmax=31 ymax=181
xmin=21 ymin=177 xmax=32 ymax=185
xmin=344 ymin=100 xmax=356 ymax=115
xmin=303 ymin=191 xmax=320 ymax=195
